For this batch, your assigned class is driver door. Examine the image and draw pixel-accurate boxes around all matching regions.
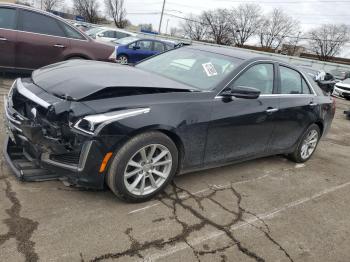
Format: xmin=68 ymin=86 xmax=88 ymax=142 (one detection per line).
xmin=204 ymin=62 xmax=280 ymax=164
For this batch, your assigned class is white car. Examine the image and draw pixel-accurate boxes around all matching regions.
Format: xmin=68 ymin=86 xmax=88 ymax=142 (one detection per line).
xmin=333 ymin=78 xmax=350 ymax=100
xmin=85 ymin=27 xmax=136 ymax=43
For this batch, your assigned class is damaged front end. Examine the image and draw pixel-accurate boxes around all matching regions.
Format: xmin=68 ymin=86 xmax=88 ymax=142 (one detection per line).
xmin=3 ymin=78 xmax=109 ymax=188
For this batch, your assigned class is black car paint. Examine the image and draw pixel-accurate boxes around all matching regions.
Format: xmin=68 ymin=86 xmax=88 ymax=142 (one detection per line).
xmin=4 ymin=46 xmax=335 ymax=190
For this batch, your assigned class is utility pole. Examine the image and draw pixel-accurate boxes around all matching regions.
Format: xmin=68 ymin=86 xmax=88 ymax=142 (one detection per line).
xmin=292 ymin=31 xmax=301 ymax=56
xmin=165 ymin=19 xmax=169 ymax=35
xmin=158 ymin=0 xmax=166 ymax=34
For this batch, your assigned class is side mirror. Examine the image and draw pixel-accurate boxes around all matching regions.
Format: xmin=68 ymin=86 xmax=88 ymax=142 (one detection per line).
xmin=132 ymin=46 xmax=141 ymax=50
xmin=221 ymin=86 xmax=261 ymax=99
xmin=96 ymin=33 xmax=103 ymax=37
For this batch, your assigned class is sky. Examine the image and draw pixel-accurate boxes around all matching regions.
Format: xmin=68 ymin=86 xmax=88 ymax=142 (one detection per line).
xmin=63 ymin=0 xmax=350 ymax=57
xmin=123 ymin=0 xmax=350 ymax=32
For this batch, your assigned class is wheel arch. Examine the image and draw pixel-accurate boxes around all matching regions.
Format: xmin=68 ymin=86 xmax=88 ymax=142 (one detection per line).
xmin=109 ymin=125 xmax=185 ymax=173
xmin=64 ymin=53 xmax=91 ymax=60
xmin=314 ymin=120 xmax=324 ymax=136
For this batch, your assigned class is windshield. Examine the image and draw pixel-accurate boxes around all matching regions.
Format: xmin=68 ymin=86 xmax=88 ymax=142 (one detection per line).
xmin=85 ymin=27 xmax=104 ymax=36
xmin=115 ymin=36 xmax=140 ymax=45
xmin=136 ymin=48 xmax=242 ymax=90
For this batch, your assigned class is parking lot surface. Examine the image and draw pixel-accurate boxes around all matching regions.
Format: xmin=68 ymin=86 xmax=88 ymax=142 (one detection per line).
xmin=1 ymin=74 xmax=350 ymax=262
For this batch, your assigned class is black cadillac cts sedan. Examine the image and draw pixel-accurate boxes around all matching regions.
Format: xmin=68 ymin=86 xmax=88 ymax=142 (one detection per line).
xmin=4 ymin=45 xmax=335 ymax=202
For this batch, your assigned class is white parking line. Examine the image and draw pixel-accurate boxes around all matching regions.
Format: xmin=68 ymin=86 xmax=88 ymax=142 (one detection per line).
xmin=128 ymin=203 xmax=159 ymax=214
xmin=146 ymin=181 xmax=350 ymax=261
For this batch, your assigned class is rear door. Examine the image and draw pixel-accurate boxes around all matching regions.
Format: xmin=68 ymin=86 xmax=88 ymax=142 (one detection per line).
xmin=0 ymin=6 xmax=17 ymax=69
xmin=204 ymin=62 xmax=280 ymax=164
xmin=268 ymin=65 xmax=318 ymax=151
xmin=16 ymin=9 xmax=69 ymax=70
xmin=152 ymin=41 xmax=166 ymax=55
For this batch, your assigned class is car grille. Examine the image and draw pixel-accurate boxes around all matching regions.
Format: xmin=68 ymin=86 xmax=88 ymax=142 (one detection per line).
xmin=49 ymin=152 xmax=80 ymax=165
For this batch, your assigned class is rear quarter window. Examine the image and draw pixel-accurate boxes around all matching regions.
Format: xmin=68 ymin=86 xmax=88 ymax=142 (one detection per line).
xmin=60 ymin=22 xmax=86 ymax=40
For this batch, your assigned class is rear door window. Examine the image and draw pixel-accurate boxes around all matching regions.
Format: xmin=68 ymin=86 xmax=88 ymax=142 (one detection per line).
xmin=102 ymin=30 xmax=116 ymax=38
xmin=116 ymin=32 xmax=130 ymax=39
xmin=19 ymin=10 xmax=65 ymax=37
xmin=280 ymin=66 xmax=311 ymax=94
xmin=137 ymin=40 xmax=152 ymax=50
xmin=0 ymin=7 xmax=16 ymax=30
xmin=60 ymin=22 xmax=85 ymax=40
xmin=153 ymin=42 xmax=165 ymax=52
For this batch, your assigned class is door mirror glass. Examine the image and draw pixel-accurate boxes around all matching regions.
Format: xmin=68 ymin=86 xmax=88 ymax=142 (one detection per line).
xmin=133 ymin=45 xmax=141 ymax=50
xmin=221 ymin=86 xmax=261 ymax=99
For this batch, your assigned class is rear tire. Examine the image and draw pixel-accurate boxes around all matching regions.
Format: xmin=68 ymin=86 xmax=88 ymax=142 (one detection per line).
xmin=117 ymin=54 xmax=128 ymax=65
xmin=107 ymin=131 xmax=178 ymax=202
xmin=288 ymin=124 xmax=321 ymax=163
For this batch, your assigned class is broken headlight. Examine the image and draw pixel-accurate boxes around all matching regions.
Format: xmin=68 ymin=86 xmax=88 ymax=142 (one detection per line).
xmin=73 ymin=108 xmax=150 ymax=135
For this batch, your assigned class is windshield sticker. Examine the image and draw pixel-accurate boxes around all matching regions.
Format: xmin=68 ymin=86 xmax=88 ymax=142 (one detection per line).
xmin=202 ymin=63 xmax=218 ymax=77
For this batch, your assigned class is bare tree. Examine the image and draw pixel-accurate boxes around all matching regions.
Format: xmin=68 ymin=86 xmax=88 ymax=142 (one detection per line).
xmin=104 ymin=0 xmax=128 ymax=28
xmin=43 ymin=0 xmax=64 ymax=11
xmin=230 ymin=4 xmax=262 ymax=46
xmin=259 ymin=8 xmax=300 ymax=50
xmin=202 ymin=9 xmax=231 ymax=45
xmin=308 ymin=24 xmax=349 ymax=61
xmin=180 ymin=14 xmax=207 ymax=41
xmin=73 ymin=0 xmax=100 ymax=23
xmin=170 ymin=27 xmax=180 ymax=37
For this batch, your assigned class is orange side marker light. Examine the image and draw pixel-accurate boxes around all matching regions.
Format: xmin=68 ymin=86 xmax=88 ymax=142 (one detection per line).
xmin=99 ymin=152 xmax=113 ymax=173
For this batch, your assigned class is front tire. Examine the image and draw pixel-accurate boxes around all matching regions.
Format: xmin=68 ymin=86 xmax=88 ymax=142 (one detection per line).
xmin=107 ymin=131 xmax=178 ymax=202
xmin=288 ymin=124 xmax=321 ymax=163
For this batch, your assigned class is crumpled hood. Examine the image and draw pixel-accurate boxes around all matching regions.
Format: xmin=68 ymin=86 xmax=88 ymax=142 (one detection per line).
xmin=32 ymin=60 xmax=193 ymax=100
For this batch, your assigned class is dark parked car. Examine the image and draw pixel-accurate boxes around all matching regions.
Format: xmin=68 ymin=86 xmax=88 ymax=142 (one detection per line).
xmin=110 ymin=37 xmax=176 ymax=64
xmin=299 ymin=66 xmax=336 ymax=93
xmin=0 ymin=4 xmax=114 ymax=72
xmin=330 ymin=69 xmax=350 ymax=81
xmin=4 ymin=46 xmax=335 ymax=202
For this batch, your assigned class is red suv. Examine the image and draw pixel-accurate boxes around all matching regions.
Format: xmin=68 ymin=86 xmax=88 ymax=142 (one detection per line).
xmin=0 ymin=4 xmax=115 ymax=72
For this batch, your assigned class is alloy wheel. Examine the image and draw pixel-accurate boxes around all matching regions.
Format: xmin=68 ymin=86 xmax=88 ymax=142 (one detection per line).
xmin=119 ymin=56 xmax=128 ymax=65
xmin=300 ymin=129 xmax=319 ymax=160
xmin=123 ymin=144 xmax=172 ymax=196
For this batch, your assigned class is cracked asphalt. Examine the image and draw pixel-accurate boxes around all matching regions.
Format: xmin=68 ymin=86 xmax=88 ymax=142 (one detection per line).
xmin=1 ymin=74 xmax=350 ymax=262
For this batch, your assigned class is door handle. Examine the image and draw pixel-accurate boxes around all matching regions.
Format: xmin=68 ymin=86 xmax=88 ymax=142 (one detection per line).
xmin=53 ymin=44 xmax=65 ymax=48
xmin=0 ymin=37 xmax=8 ymax=41
xmin=309 ymin=102 xmax=318 ymax=107
xmin=266 ymin=107 xmax=279 ymax=114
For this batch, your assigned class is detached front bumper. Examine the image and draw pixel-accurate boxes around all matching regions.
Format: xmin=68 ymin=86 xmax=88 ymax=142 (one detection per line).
xmin=3 ymin=133 xmax=107 ymax=189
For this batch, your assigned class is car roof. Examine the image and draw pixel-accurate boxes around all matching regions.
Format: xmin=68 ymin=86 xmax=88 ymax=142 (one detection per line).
xmin=185 ymin=45 xmax=274 ymax=61
xmin=134 ymin=38 xmax=175 ymax=45
xmin=98 ymin=27 xmax=136 ymax=34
